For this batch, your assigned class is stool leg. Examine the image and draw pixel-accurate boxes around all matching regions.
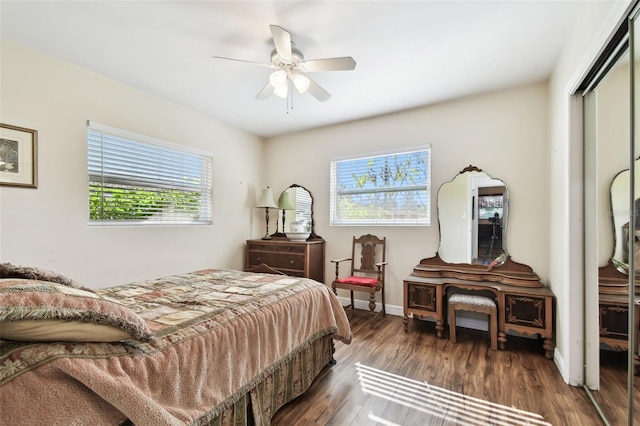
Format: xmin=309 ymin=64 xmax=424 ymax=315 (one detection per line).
xmin=490 ymin=309 xmax=497 ymax=350
xmin=449 ymin=305 xmax=457 ymax=343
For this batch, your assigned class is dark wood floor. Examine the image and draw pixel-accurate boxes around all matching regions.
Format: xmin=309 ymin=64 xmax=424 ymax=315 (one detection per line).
xmin=272 ymin=309 xmax=637 ymax=425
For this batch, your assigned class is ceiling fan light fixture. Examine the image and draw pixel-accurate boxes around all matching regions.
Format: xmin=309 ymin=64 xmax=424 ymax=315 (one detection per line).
xmin=269 ymin=70 xmax=287 ymax=89
xmin=292 ymin=73 xmax=310 ymax=93
xmin=273 ymin=84 xmax=288 ymax=99
xmin=214 ymin=25 xmax=355 ymax=103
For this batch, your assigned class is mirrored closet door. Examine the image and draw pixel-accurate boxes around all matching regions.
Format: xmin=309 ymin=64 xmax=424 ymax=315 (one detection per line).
xmin=582 ymin=6 xmax=640 ymax=424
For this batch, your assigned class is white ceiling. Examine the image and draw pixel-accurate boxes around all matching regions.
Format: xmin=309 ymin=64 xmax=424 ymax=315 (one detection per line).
xmin=1 ymin=1 xmax=585 ymax=138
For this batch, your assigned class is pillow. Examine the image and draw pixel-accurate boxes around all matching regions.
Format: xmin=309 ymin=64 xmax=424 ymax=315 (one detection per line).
xmin=0 ymin=262 xmax=93 ymax=292
xmin=0 ymin=278 xmax=154 ymax=342
xmin=0 ymin=319 xmax=132 ymax=342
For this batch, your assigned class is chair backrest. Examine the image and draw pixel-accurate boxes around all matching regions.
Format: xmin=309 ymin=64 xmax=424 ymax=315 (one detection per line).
xmin=350 ymin=234 xmax=386 ymax=279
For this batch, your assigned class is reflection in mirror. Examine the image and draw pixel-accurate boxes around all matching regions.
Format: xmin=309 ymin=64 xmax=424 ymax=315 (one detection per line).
xmin=610 ymin=158 xmax=640 ymax=275
xmin=276 ymin=184 xmax=321 ymax=240
xmin=438 ymin=166 xmax=509 ymax=264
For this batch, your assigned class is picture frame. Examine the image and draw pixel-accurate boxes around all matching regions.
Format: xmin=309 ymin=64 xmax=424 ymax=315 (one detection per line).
xmin=0 ymin=123 xmax=38 ymax=188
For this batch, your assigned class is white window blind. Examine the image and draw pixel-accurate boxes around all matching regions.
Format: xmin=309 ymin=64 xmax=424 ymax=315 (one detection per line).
xmin=330 ymin=146 xmax=431 ymax=226
xmin=87 ymin=121 xmax=212 ymax=225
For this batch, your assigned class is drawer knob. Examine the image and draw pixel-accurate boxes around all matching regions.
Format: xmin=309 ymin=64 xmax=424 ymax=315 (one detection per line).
xmin=290 ymin=260 xmax=295 ymax=265
xmin=256 ymin=257 xmax=262 ymax=262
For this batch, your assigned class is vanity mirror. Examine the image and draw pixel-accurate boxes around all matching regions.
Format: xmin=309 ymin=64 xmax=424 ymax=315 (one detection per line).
xmin=273 ymin=183 xmax=322 ymax=240
xmin=438 ymin=165 xmax=509 ymax=264
xmin=413 ymin=165 xmax=541 ymax=287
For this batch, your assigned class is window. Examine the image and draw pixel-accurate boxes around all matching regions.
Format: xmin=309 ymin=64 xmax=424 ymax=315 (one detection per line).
xmin=87 ymin=121 xmax=212 ymax=225
xmin=330 ymin=146 xmax=431 ymax=226
xmin=478 ymin=195 xmax=503 ymax=220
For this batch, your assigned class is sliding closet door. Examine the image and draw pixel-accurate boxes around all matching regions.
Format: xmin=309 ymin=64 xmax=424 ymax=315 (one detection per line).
xmin=582 ymin=10 xmax=638 ymax=424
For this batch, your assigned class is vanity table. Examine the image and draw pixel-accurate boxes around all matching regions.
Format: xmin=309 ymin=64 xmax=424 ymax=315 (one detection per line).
xmin=403 ymin=165 xmax=555 ymax=359
xmin=403 ymin=254 xmax=555 ymax=359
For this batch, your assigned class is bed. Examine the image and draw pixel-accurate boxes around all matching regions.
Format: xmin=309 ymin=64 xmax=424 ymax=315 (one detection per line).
xmin=0 ymin=264 xmax=352 ymax=425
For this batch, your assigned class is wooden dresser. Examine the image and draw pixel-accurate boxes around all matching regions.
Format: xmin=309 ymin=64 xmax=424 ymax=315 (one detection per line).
xmin=403 ymin=254 xmax=555 ymax=359
xmin=246 ymin=239 xmax=325 ymax=283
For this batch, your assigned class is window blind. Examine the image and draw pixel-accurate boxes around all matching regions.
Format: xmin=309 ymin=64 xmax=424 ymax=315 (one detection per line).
xmin=330 ymin=146 xmax=431 ymax=226
xmin=87 ymin=121 xmax=212 ymax=225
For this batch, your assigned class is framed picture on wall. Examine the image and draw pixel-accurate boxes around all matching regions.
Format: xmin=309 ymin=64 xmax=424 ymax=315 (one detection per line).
xmin=0 ymin=123 xmax=37 ymax=188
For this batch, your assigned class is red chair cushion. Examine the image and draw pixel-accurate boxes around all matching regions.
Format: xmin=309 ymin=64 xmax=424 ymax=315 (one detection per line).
xmin=335 ymin=276 xmax=379 ymax=287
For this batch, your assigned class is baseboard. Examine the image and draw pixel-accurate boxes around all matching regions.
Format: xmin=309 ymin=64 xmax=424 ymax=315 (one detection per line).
xmin=336 ymin=296 xmax=490 ymax=331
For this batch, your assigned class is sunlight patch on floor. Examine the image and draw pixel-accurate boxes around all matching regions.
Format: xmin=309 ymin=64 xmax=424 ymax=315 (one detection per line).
xmin=356 ymin=362 xmax=551 ymax=426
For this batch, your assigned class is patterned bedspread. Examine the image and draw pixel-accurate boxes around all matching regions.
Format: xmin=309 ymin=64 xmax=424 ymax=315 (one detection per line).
xmin=0 ymin=269 xmax=352 ymax=425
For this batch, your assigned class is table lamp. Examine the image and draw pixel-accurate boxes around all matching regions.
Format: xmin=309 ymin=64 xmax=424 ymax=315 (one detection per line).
xmin=257 ymin=187 xmax=278 ymax=240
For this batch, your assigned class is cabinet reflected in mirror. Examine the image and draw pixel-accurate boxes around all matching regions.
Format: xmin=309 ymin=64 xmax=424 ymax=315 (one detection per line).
xmin=438 ymin=165 xmax=509 ymax=264
xmin=273 ymin=184 xmax=322 ymax=240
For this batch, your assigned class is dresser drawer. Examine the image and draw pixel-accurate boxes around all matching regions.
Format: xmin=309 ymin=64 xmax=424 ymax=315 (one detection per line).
xmin=248 ymin=252 xmax=305 ymax=272
xmin=248 ymin=242 xmax=306 ymax=254
xmin=272 ymin=244 xmax=306 ymax=254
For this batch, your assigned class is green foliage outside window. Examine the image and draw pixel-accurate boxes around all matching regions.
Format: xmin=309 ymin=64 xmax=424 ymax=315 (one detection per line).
xmin=337 ymin=152 xmax=428 ymax=221
xmin=89 ymin=185 xmax=201 ymax=220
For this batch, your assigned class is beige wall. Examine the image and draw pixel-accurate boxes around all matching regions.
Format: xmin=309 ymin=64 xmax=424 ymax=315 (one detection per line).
xmin=265 ymin=83 xmax=550 ymax=312
xmin=0 ymin=40 xmax=265 ymax=288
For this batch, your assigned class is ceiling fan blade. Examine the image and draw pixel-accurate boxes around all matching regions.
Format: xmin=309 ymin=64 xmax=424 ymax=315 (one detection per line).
xmin=307 ymin=77 xmax=331 ymax=102
xmin=256 ymin=82 xmax=274 ymax=100
xmin=212 ymin=56 xmax=271 ymax=67
xmin=270 ymin=25 xmax=292 ymax=61
xmin=301 ymin=57 xmax=356 ymax=72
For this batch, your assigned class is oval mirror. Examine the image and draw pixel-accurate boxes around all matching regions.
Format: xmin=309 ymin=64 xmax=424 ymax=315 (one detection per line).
xmin=438 ymin=166 xmax=509 ymax=264
xmin=277 ymin=184 xmax=321 ymax=240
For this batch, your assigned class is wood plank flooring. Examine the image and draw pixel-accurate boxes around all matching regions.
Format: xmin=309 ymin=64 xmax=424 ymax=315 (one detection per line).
xmin=271 ymin=310 xmax=632 ymax=425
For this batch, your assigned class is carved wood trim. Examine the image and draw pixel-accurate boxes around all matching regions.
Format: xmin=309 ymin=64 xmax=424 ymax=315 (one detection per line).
xmin=459 ymin=164 xmax=483 ymax=174
xmin=598 ymin=259 xmax=640 ymax=295
xmin=412 ymin=253 xmax=543 ymax=288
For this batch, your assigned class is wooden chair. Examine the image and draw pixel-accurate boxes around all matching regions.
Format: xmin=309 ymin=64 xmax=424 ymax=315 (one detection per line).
xmin=331 ymin=234 xmax=387 ymax=322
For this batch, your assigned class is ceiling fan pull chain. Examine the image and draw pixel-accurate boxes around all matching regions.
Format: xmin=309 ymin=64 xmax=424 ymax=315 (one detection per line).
xmin=287 ymin=76 xmax=292 ymax=114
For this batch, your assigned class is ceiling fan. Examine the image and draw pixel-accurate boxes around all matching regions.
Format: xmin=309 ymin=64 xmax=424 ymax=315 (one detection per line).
xmin=213 ymin=25 xmax=356 ymax=102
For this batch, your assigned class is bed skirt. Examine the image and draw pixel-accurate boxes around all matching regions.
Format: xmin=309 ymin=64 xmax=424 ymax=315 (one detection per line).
xmin=196 ymin=334 xmax=333 ymax=426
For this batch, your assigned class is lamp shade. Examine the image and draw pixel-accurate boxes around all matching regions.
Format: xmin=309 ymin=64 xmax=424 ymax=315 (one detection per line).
xmin=292 ymin=73 xmax=310 ymax=93
xmin=278 ymin=191 xmax=294 ymax=210
xmin=270 ymin=70 xmax=288 ymax=99
xmin=257 ymin=187 xmax=278 ymax=209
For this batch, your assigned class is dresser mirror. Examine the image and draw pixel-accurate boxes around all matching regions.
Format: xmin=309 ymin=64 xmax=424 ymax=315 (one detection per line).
xmin=276 ymin=184 xmax=322 ymax=240
xmin=438 ymin=165 xmax=509 ymax=265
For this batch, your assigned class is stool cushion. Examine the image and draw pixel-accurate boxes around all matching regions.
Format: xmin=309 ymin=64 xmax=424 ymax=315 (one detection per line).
xmin=449 ymin=293 xmax=496 ymax=308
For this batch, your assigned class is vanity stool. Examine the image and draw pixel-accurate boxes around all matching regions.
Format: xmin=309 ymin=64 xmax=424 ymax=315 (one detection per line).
xmin=448 ymin=293 xmax=498 ymax=350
